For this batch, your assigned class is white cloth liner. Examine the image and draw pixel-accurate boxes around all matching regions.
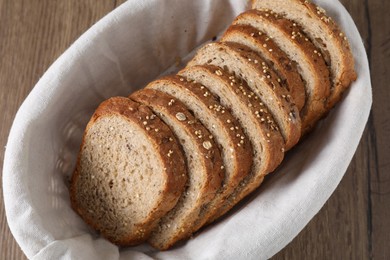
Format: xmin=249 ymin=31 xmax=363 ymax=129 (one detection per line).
xmin=3 ymin=0 xmax=371 ymax=259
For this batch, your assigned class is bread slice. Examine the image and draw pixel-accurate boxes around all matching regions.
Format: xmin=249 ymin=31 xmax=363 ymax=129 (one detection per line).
xmin=233 ymin=10 xmax=331 ymax=132
xmin=130 ymin=89 xmax=224 ymax=250
xmin=145 ymin=75 xmax=253 ymax=234
xmin=221 ymin=24 xmax=306 ymax=112
xmin=70 ymin=97 xmax=187 ymax=246
xmin=179 ymin=64 xmax=284 ymax=223
xmin=187 ymin=41 xmax=301 ymax=150
xmin=251 ymin=0 xmax=357 ymax=108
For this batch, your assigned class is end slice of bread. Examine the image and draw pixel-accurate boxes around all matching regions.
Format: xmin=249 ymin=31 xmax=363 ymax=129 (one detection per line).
xmin=70 ymin=97 xmax=187 ymax=246
xmin=131 ymin=89 xmax=224 ymax=250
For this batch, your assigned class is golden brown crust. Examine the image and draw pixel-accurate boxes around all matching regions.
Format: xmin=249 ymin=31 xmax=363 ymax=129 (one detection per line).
xmin=179 ymin=65 xmax=285 ymax=223
xmin=180 ymin=64 xmax=285 ymax=173
xmin=299 ymin=0 xmax=357 ymax=107
xmin=187 ymin=41 xmax=301 ymax=150
xmin=70 ymin=97 xmax=187 ymax=246
xmin=221 ymin=24 xmax=306 ymax=112
xmin=148 ymin=75 xmax=253 ymax=189
xmin=147 ymin=75 xmax=254 ymax=236
xmin=235 ymin=10 xmax=331 ymax=133
xmin=251 ymin=0 xmax=357 ymax=108
xmin=131 ymin=88 xmax=224 ymax=250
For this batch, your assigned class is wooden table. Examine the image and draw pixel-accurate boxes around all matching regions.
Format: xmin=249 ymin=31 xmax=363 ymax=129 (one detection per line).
xmin=0 ymin=0 xmax=388 ymax=259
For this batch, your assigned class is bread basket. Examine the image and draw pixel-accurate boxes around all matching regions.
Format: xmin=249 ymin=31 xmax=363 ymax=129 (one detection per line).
xmin=3 ymin=0 xmax=371 ymax=259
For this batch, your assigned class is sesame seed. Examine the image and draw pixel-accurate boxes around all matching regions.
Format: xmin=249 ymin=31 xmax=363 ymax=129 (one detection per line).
xmin=262 ymin=43 xmax=267 ymax=48
xmin=250 ymin=32 xmax=255 ymax=37
xmin=175 ymin=112 xmax=186 ymax=121
xmin=146 ymin=126 xmax=151 ymax=131
xmin=179 ymin=77 xmax=184 ymax=81
xmin=226 ymin=119 xmax=231 ymax=123
xmin=269 ymin=49 xmax=273 ymax=52
xmin=215 ymin=69 xmax=223 ymax=76
xmin=203 ymin=141 xmax=212 ymax=150
xmin=143 ymin=121 xmax=147 ymax=125
xmin=154 ymin=128 xmax=159 ymax=132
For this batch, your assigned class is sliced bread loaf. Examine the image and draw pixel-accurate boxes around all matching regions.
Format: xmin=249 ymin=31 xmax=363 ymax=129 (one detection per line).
xmin=221 ymin=24 xmax=306 ymax=111
xmin=70 ymin=97 xmax=187 ymax=246
xmin=233 ymin=9 xmax=331 ymax=132
xmin=179 ymin=64 xmax=284 ymax=223
xmin=130 ymin=89 xmax=224 ymax=250
xmin=146 ymin=75 xmax=253 ymax=234
xmin=251 ymin=0 xmax=357 ymax=108
xmin=187 ymin=41 xmax=301 ymax=150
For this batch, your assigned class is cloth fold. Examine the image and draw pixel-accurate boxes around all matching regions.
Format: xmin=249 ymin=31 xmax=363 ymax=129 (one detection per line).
xmin=3 ymin=0 xmax=371 ymax=259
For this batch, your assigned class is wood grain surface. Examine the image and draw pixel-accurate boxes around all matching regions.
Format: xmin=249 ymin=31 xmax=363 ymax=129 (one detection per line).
xmin=0 ymin=0 xmax=388 ymax=259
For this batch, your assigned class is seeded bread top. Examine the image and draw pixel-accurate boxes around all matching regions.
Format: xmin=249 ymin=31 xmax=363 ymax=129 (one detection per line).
xmin=131 ymin=88 xmax=224 ymax=250
xmin=251 ymin=0 xmax=357 ymax=108
xmin=221 ymin=24 xmax=306 ymax=111
xmin=188 ymin=41 xmax=301 ymax=150
xmin=234 ymin=10 xmax=331 ymax=132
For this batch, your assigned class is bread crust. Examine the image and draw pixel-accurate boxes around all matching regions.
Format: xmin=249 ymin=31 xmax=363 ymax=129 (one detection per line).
xmin=70 ymin=97 xmax=187 ymax=246
xmin=179 ymin=65 xmax=284 ymax=223
xmin=251 ymin=0 xmax=357 ymax=108
xmin=147 ymin=75 xmax=253 ymax=190
xmin=221 ymin=24 xmax=306 ymax=112
xmin=234 ymin=10 xmax=331 ymax=132
xmin=188 ymin=41 xmax=301 ymax=150
xmin=131 ymin=89 xmax=224 ymax=250
xmin=146 ymin=75 xmax=254 ymax=235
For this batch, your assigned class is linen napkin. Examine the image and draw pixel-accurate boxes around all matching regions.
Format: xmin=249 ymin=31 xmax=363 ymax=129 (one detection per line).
xmin=3 ymin=0 xmax=371 ymax=259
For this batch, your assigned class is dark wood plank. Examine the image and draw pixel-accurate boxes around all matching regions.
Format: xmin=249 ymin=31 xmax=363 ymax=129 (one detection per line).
xmin=0 ymin=1 xmax=116 ymax=259
xmin=365 ymin=0 xmax=390 ymax=258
